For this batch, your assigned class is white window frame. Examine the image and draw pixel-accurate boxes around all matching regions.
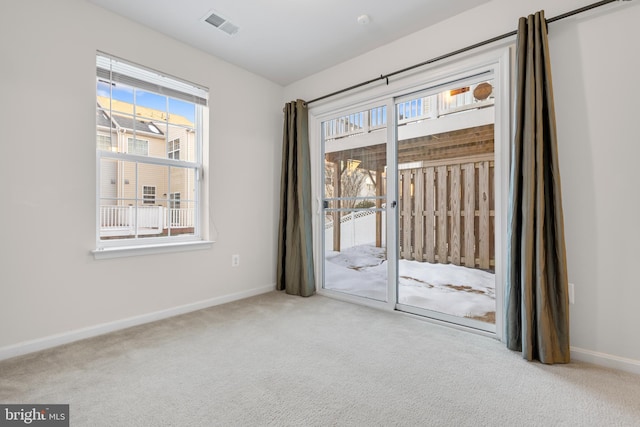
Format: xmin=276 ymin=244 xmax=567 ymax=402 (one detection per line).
xmin=94 ymin=52 xmax=212 ymax=259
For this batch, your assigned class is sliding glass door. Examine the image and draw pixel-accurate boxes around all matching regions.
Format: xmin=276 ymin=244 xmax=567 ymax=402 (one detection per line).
xmin=321 ymin=102 xmax=391 ymax=302
xmin=395 ymin=77 xmax=497 ymax=332
xmin=314 ymin=53 xmax=507 ymax=335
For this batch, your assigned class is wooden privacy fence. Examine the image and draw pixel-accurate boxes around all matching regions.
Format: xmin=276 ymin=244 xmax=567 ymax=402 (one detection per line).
xmin=399 ymin=155 xmax=495 ymax=271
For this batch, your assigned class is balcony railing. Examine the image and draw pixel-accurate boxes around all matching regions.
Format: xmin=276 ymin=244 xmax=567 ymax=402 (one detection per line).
xmin=323 ymin=105 xmax=387 ymax=141
xmin=324 ymin=82 xmax=494 ymax=141
xmin=100 ymin=205 xmax=194 ymax=237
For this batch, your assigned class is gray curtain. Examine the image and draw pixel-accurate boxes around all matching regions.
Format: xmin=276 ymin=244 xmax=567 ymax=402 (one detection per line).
xmin=277 ymin=100 xmax=316 ymax=297
xmin=505 ymin=11 xmax=570 ymax=364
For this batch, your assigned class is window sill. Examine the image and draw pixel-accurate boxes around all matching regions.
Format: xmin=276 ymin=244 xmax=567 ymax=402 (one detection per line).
xmin=92 ymin=240 xmax=214 ymax=260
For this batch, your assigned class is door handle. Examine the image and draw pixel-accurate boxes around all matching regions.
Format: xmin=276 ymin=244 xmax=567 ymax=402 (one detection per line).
xmin=391 ymin=201 xmax=397 ymax=208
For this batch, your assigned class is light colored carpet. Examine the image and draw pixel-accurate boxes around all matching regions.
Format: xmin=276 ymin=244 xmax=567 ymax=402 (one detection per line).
xmin=1 ymin=291 xmax=639 ymax=426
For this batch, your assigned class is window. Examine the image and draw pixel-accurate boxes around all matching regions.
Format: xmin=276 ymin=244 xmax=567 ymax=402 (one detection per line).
xmin=169 ymin=193 xmax=182 ymax=227
xmin=128 ymin=137 xmax=149 ymax=156
xmin=96 ymin=134 xmax=112 ymax=151
xmin=169 ymin=192 xmax=181 ymax=209
xmin=168 ymin=138 xmax=180 ymax=160
xmin=95 ymin=52 xmax=209 ymax=254
xmin=142 ymin=186 xmax=156 ymax=204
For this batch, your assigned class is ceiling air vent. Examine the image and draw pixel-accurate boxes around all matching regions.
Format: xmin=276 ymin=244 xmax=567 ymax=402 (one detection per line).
xmin=203 ymin=11 xmax=239 ymax=36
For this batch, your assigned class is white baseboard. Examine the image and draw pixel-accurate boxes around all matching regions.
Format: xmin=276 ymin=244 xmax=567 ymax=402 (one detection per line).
xmin=571 ymin=346 xmax=640 ymax=376
xmin=0 ymin=284 xmax=275 ymax=362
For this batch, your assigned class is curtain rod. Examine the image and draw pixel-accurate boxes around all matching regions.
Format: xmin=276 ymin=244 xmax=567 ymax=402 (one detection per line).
xmin=307 ymin=0 xmax=627 ymax=105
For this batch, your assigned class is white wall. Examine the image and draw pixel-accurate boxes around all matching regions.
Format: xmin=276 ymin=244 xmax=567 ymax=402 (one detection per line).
xmin=0 ymin=0 xmax=283 ymax=354
xmin=2 ymin=0 xmax=638 ymax=372
xmin=285 ymin=0 xmax=640 ymax=369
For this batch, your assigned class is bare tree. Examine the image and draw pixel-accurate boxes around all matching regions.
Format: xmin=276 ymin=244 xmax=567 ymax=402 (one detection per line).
xmin=325 ymin=159 xmax=368 ymax=212
xmin=340 ymin=168 xmax=367 ymax=210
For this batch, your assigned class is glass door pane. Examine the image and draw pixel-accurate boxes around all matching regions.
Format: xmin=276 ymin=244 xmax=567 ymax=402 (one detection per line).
xmin=322 ymin=104 xmax=389 ymax=302
xmin=395 ymin=79 xmax=497 ymax=331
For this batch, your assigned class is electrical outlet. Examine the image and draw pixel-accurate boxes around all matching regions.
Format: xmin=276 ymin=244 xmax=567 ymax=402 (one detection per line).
xmin=232 ymin=254 xmax=240 ymax=267
xmin=568 ymin=283 xmax=575 ymax=305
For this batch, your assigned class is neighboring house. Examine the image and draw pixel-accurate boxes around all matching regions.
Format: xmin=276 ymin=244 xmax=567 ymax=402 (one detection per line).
xmin=96 ymin=97 xmax=196 ymax=237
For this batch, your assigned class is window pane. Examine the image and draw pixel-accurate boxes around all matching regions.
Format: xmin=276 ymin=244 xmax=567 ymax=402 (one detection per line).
xmin=136 ymin=90 xmax=167 ymax=121
xmin=397 ymin=96 xmax=431 ymax=123
xmin=99 ymin=158 xmax=118 ymax=202
xmin=166 ymin=200 xmax=196 ymax=237
xmin=97 ymin=159 xmax=199 ymax=242
xmin=322 ymin=104 xmax=388 ymax=302
xmin=96 ymin=106 xmax=117 ymax=151
xmin=99 ymin=83 xmax=134 ymax=116
xmin=167 ymin=124 xmax=195 ymax=161
xmin=169 ymin=166 xmax=194 ymax=201
xmin=96 ymin=80 xmax=112 ymax=110
xmin=396 ymin=78 xmax=496 ymax=328
xmin=100 ymin=199 xmax=137 ymax=240
xmin=138 ymin=164 xmax=168 ymax=205
xmin=169 ymin=97 xmax=195 ymax=124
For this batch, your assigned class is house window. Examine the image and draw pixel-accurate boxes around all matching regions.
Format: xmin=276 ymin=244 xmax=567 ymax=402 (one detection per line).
xmin=128 ymin=138 xmax=149 ymax=156
xmin=168 ymin=138 xmax=180 ymax=160
xmin=143 ymin=186 xmax=156 ymax=204
xmin=169 ymin=193 xmax=182 ymax=227
xmin=96 ymin=52 xmax=209 ymax=252
xmin=169 ymin=192 xmax=181 ymax=209
xmin=97 ymin=134 xmax=112 ymax=151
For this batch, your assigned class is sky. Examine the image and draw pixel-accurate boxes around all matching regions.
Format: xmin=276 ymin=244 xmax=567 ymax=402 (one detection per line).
xmin=97 ymin=80 xmax=196 ymax=123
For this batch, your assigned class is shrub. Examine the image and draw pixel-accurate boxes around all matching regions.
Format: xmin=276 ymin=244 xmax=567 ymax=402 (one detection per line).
xmin=355 ymin=200 xmax=376 ymax=209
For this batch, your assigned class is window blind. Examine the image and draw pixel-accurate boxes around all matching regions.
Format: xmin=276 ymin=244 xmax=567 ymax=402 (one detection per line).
xmin=96 ymin=52 xmax=208 ymax=106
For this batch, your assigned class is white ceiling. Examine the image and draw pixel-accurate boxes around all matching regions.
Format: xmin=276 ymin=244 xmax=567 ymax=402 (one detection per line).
xmin=88 ymin=0 xmax=490 ymax=86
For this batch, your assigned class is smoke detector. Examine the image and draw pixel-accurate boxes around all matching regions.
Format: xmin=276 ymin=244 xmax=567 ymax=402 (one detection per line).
xmin=357 ymin=14 xmax=371 ymax=25
xmin=203 ymin=10 xmax=239 ymax=36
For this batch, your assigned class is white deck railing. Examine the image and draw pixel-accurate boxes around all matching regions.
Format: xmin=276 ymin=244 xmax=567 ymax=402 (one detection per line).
xmin=324 ymin=82 xmax=495 ymax=141
xmin=165 ymin=208 xmax=195 ymax=228
xmin=100 ymin=205 xmax=193 ymax=236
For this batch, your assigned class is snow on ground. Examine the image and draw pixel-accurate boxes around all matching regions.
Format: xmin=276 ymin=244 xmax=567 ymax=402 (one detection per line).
xmin=324 ymin=244 xmax=495 ymax=321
